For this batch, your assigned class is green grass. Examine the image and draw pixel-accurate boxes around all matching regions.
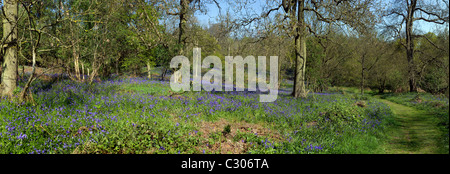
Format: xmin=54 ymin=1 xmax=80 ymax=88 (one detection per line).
xmin=376 ymin=98 xmax=447 ymax=154
xmin=327 ymin=87 xmax=449 ymax=154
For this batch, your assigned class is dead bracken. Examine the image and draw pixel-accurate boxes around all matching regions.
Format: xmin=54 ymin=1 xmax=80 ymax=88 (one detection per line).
xmin=193 ymin=118 xmax=283 ymax=154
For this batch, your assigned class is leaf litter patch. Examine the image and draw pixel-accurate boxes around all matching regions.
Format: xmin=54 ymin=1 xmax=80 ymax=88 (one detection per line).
xmin=194 ymin=118 xmax=283 ymax=154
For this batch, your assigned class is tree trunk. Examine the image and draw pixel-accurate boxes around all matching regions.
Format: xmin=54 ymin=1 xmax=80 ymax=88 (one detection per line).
xmin=19 ymin=5 xmax=39 ymax=103
xmin=361 ymin=68 xmax=365 ymax=95
xmin=64 ymin=0 xmax=80 ymax=81
xmin=88 ymin=44 xmax=100 ymax=84
xmin=379 ymin=77 xmax=386 ymax=94
xmin=19 ymin=41 xmax=36 ymax=103
xmin=147 ymin=61 xmax=152 ymax=79
xmin=361 ymin=54 xmax=365 ymax=95
xmin=16 ymin=59 xmax=19 ymax=83
xmin=161 ymin=67 xmax=168 ymax=81
xmin=133 ymin=64 xmax=138 ymax=77
xmin=1 ymin=0 xmax=18 ymax=98
xmin=292 ymin=0 xmax=307 ymax=98
xmin=73 ymin=40 xmax=80 ymax=81
xmin=81 ymin=61 xmax=85 ymax=81
xmin=406 ymin=0 xmax=417 ymax=92
xmin=116 ymin=52 xmax=121 ymax=75
xmin=278 ymin=38 xmax=282 ymax=89
xmin=178 ymin=0 xmax=190 ymax=54
xmin=170 ymin=0 xmax=191 ymax=83
xmin=21 ymin=63 xmax=24 ymax=79
xmin=88 ymin=61 xmax=98 ymax=84
xmin=0 ymin=63 xmax=2 ymax=85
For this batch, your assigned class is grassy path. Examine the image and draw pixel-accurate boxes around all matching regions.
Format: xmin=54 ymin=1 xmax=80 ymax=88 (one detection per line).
xmin=376 ymin=97 xmax=443 ymax=154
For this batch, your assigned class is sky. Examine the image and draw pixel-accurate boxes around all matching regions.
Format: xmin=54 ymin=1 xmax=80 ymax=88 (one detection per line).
xmin=194 ymin=0 xmax=266 ymax=27
xmin=194 ymin=0 xmax=448 ymax=34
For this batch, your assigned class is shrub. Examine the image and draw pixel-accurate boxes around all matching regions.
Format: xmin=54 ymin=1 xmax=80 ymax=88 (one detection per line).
xmin=321 ymin=102 xmax=365 ymax=126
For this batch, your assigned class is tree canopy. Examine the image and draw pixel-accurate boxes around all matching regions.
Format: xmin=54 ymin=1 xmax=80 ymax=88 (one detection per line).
xmin=1 ymin=0 xmax=449 ymax=99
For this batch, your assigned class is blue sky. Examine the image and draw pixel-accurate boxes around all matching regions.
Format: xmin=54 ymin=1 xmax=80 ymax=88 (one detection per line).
xmin=194 ymin=0 xmax=447 ymax=34
xmin=194 ymin=0 xmax=266 ymax=27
